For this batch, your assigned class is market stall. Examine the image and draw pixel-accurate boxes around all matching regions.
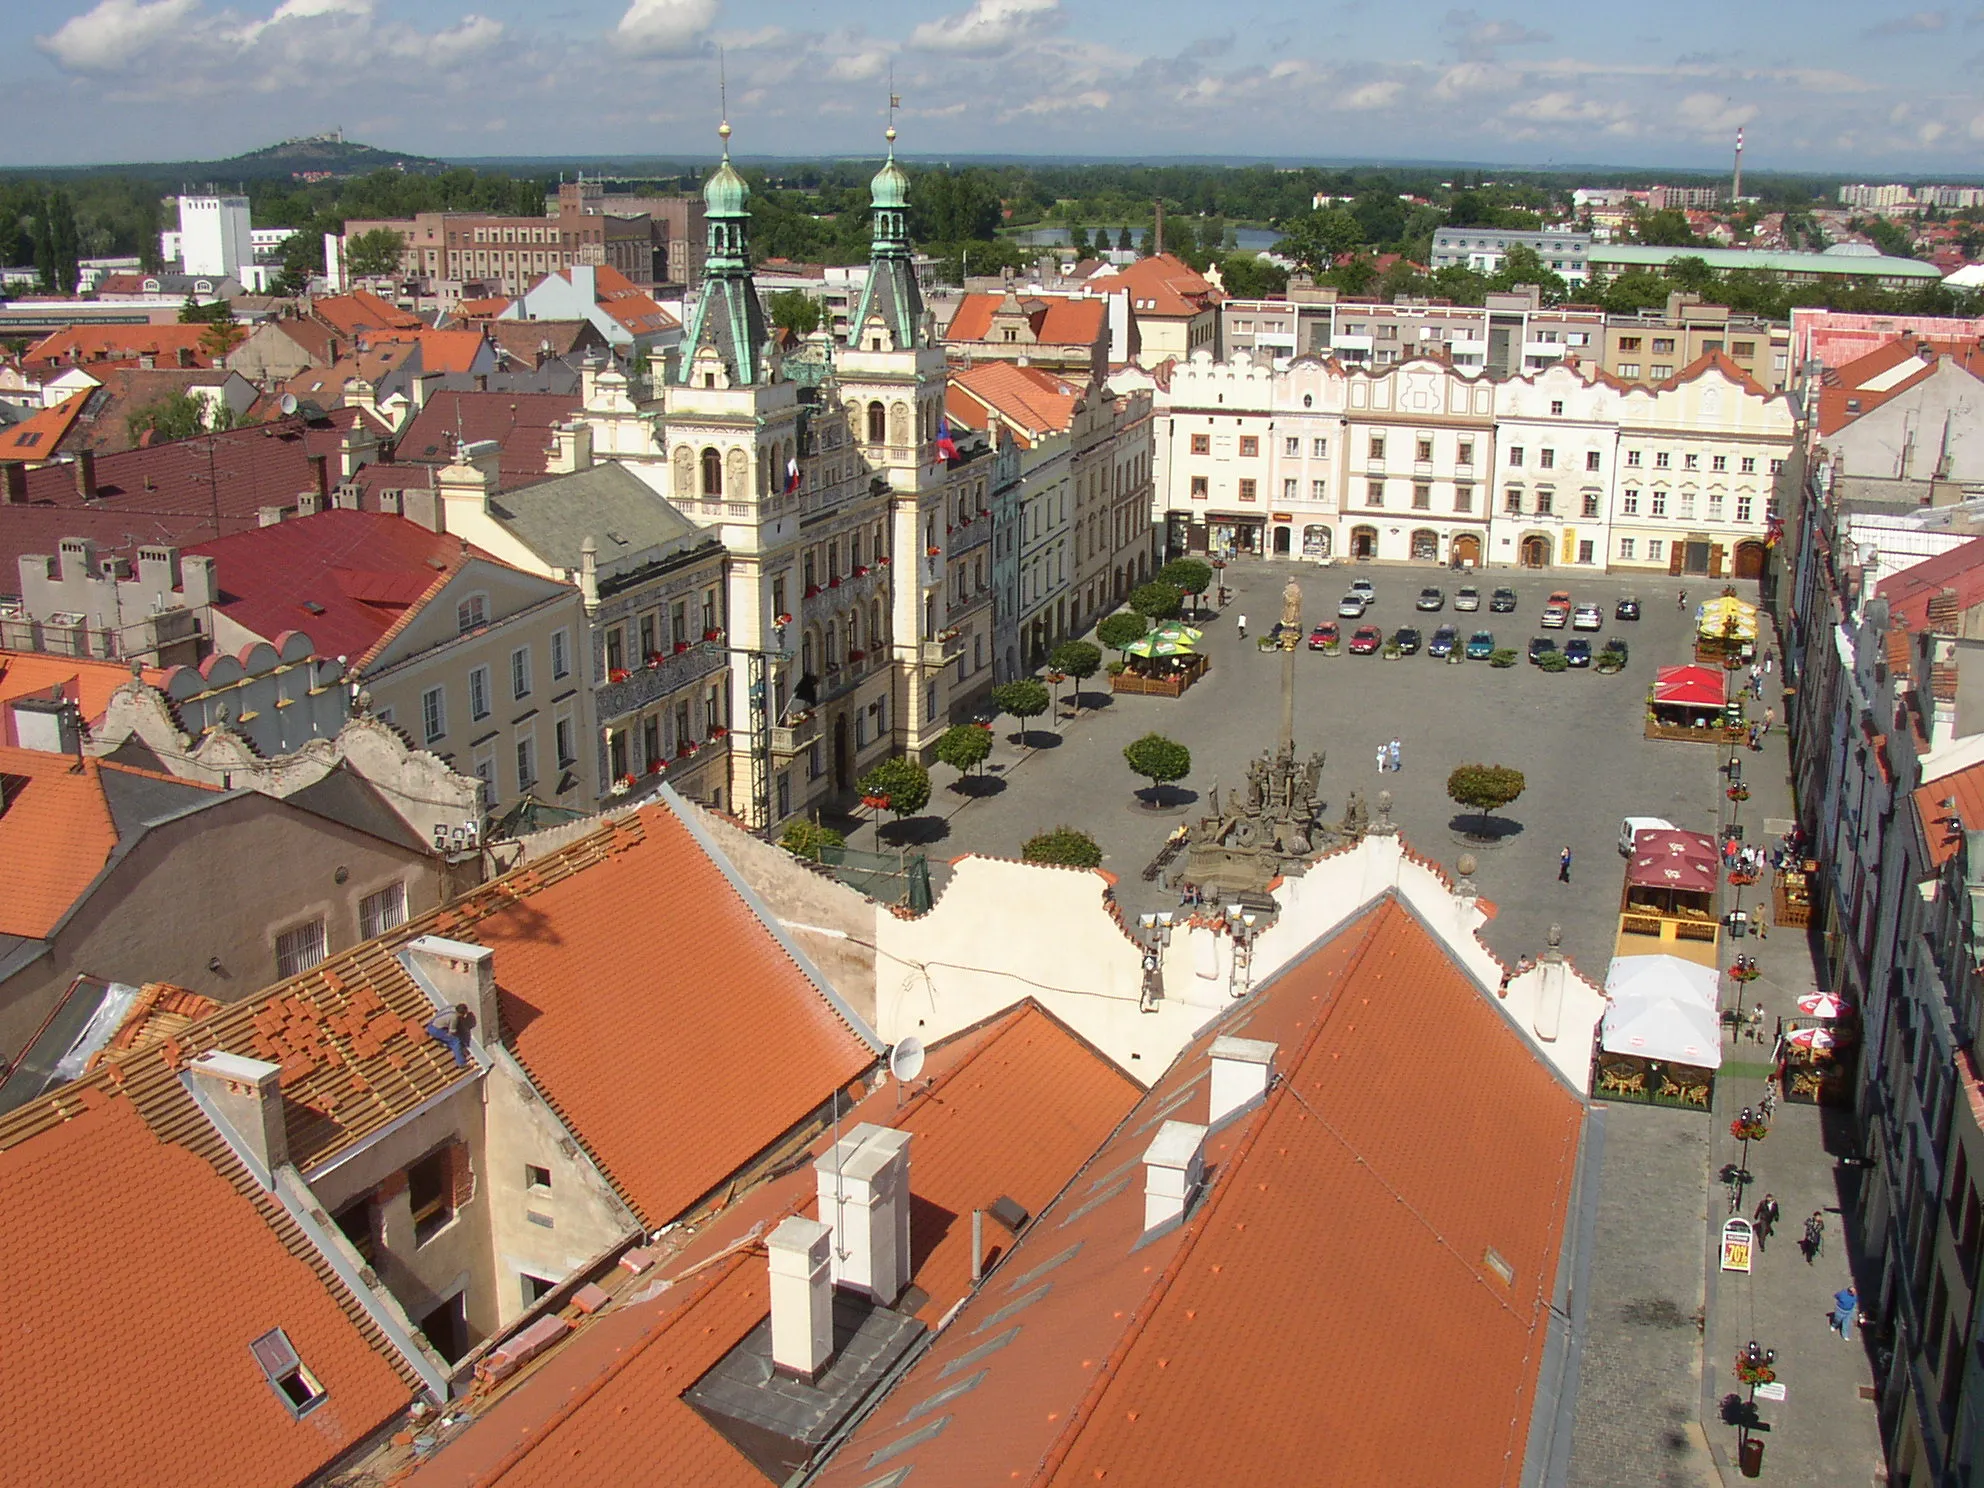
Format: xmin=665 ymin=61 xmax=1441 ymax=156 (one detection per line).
xmin=1112 ymin=631 xmax=1210 ymax=697
xmin=1772 ymin=860 xmax=1816 ymax=928
xmin=1592 ymin=954 xmax=1722 ymax=1109
xmin=1695 ymin=591 xmax=1759 ymax=667
xmin=1778 ymin=1016 xmax=1859 ymax=1106
xmin=1617 ymin=828 xmax=1723 ymax=966
xmin=1646 ymin=663 xmax=1743 ymax=743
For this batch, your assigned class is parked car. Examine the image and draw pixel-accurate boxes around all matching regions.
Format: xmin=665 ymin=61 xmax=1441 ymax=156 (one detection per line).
xmin=1337 ymin=594 xmax=1368 ymax=618
xmin=1428 ymin=624 xmax=1459 ymax=658
xmin=1565 ymin=637 xmax=1593 ymax=667
xmin=1308 ymin=622 xmax=1339 ymax=650
xmin=1392 ymin=626 xmax=1422 ymax=654
xmin=1455 ymin=586 xmax=1481 ymax=612
xmin=1547 ymin=589 xmax=1573 ymax=608
xmin=1618 ymin=815 xmax=1675 ymax=854
xmin=1490 ymin=587 xmax=1518 ymax=613
xmin=1415 ymin=587 xmax=1444 ymax=612
xmin=1540 ymin=603 xmax=1570 ymax=629
xmin=1528 ymin=636 xmax=1559 ymax=664
xmin=1348 ymin=625 xmax=1383 ymax=654
xmin=1465 ymin=630 xmax=1497 ymax=660
xmin=1350 ymin=577 xmax=1376 ymax=600
xmin=1615 ymin=597 xmax=1642 ymax=621
xmin=1571 ymin=604 xmax=1604 ymax=632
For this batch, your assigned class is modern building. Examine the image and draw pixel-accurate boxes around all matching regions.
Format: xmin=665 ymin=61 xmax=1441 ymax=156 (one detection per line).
xmin=168 ymin=193 xmax=253 ymax=279
xmin=1592 ymin=242 xmax=1944 ymax=292
xmin=1431 ymin=226 xmax=1593 ymax=284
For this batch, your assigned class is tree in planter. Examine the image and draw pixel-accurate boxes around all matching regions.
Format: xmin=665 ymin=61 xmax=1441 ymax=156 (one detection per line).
xmin=1023 ymin=825 xmax=1103 ymax=869
xmin=1049 ymin=640 xmax=1102 ymax=714
xmin=1128 ymin=581 xmax=1183 ymax=623
xmin=780 ymin=818 xmax=845 ymax=860
xmin=1097 ymin=609 xmax=1149 ymax=660
xmin=1487 ymin=648 xmax=1519 ymax=668
xmin=1446 ymin=764 xmax=1526 ymax=838
xmin=1156 ymin=558 xmax=1214 ymax=615
xmin=991 ymin=679 xmax=1051 ymax=746
xmin=1123 ymin=732 xmax=1192 ymax=807
xmin=856 ymin=756 xmax=932 ymax=840
xmin=934 ymin=721 xmax=993 ymax=785
xmin=1537 ymin=650 xmax=1571 ymax=673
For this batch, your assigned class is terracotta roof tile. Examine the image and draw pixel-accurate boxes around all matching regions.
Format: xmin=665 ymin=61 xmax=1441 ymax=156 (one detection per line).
xmin=22 ymin=323 xmax=216 ymax=371
xmin=1879 ymin=538 xmax=1984 ymax=630
xmin=0 ymin=649 xmax=167 ymax=726
xmin=0 ymin=1091 xmax=412 ymax=1487
xmin=1916 ymin=760 xmax=1984 ymax=868
xmin=312 ymin=291 xmax=426 ymax=337
xmin=0 ymin=389 xmax=89 ymax=462
xmin=370 ymin=329 xmax=491 ymax=375
xmin=812 ymin=897 xmax=1586 ymax=1488
xmin=0 ymin=746 xmax=119 ymax=938
xmin=394 ymin=391 xmax=581 ymax=484
xmin=945 ymin=293 xmax=1108 ymax=348
xmin=950 ymin=362 xmax=1084 ymax=440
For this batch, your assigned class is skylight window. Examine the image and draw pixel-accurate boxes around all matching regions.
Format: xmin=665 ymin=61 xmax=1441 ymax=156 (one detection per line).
xmin=250 ymin=1328 xmax=326 ymax=1417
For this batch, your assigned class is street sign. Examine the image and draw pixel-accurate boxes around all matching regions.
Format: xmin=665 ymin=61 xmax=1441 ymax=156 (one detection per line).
xmin=1721 ymin=1218 xmax=1755 ymax=1272
xmin=1756 ymin=1382 xmax=1786 ymax=1401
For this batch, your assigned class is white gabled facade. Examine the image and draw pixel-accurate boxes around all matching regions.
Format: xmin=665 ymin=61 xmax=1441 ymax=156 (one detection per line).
xmin=1337 ymin=359 xmax=1496 ymax=567
xmin=1490 ymin=362 xmax=1621 ymax=573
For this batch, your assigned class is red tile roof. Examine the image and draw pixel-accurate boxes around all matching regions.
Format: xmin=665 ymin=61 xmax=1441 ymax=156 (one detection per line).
xmin=812 ymin=896 xmax=1586 ymax=1488
xmin=0 ymin=1090 xmax=413 ymax=1488
xmin=0 ymin=649 xmax=167 ymax=727
xmin=944 ymin=293 xmax=1108 ymax=347
xmin=186 ymin=508 xmax=473 ymax=659
xmin=1879 ymin=537 xmax=1984 ymax=630
xmin=312 ymin=290 xmax=425 ymax=337
xmin=453 ymin=297 xmax=514 ymax=322
xmin=1818 ymin=337 xmax=1984 ymax=435
xmin=393 ymin=391 xmax=580 ymax=483
xmin=0 ymin=389 xmax=89 ymax=462
xmin=396 ymin=1000 xmax=1139 ymax=1488
xmin=281 ymin=343 xmax=419 ymax=404
xmin=21 ymin=323 xmax=216 ymax=371
xmin=948 ymin=362 xmax=1085 ymax=444
xmin=444 ymin=804 xmax=877 ymax=1225
xmin=1918 ymin=760 xmax=1984 ymax=868
xmin=372 ymin=328 xmax=491 ymax=375
xmin=1090 ymin=253 xmax=1220 ymax=319
xmin=0 ymin=746 xmax=119 ymax=938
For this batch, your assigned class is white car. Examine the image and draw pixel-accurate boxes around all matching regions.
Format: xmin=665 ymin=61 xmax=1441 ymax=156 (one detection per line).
xmin=1540 ymin=604 xmax=1570 ymax=629
xmin=1454 ymin=587 xmax=1481 ymax=612
xmin=1337 ymin=594 xmax=1368 ymax=618
xmin=1350 ymin=578 xmax=1376 ymax=600
xmin=1572 ymin=604 xmax=1604 ymax=632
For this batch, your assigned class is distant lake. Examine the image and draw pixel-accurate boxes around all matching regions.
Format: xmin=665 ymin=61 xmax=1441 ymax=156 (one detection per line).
xmin=1009 ymin=226 xmax=1282 ymax=253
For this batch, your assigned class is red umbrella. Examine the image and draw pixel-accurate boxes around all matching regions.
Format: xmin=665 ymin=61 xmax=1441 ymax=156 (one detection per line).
xmin=1796 ymin=992 xmax=1853 ymax=1018
xmin=1786 ymin=1026 xmax=1837 ymax=1049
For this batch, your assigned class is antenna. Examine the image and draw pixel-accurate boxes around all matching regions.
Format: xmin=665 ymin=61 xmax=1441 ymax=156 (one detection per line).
xmin=278 ymin=392 xmax=299 ymax=416
xmin=718 ymin=46 xmax=728 ymax=134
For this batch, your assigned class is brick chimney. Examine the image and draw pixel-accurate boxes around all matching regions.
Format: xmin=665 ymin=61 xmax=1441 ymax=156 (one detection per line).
xmin=2 ymin=463 xmax=26 ymax=504
xmin=307 ymin=451 xmax=330 ymax=501
xmin=187 ymin=1051 xmax=289 ymax=1188
xmin=73 ymin=451 xmax=97 ymax=500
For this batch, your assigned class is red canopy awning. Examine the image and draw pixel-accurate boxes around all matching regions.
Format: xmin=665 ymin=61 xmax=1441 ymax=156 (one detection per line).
xmin=1627 ymin=829 xmax=1720 ymax=893
xmin=1653 ymin=664 xmax=1727 ymax=708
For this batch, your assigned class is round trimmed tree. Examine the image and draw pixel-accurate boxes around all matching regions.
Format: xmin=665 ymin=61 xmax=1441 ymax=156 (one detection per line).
xmin=1446 ymin=763 xmax=1526 ymax=838
xmin=991 ymin=679 xmax=1051 ymax=745
xmin=1097 ymin=610 xmax=1148 ymax=658
xmin=1050 ymin=640 xmax=1102 ymax=714
xmin=1129 ymin=581 xmax=1183 ymax=623
xmin=780 ymin=818 xmax=845 ymax=860
xmin=934 ymin=721 xmax=993 ymax=783
xmin=1022 ymin=825 xmax=1103 ymax=869
xmin=857 ymin=756 xmax=932 ymax=838
xmin=1156 ymin=558 xmax=1213 ymax=611
xmin=1123 ymin=732 xmax=1192 ymax=806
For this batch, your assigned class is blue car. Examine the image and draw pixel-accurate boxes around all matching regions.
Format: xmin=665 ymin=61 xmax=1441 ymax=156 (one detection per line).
xmin=1428 ymin=624 xmax=1459 ymax=658
xmin=1465 ymin=630 xmax=1496 ymax=660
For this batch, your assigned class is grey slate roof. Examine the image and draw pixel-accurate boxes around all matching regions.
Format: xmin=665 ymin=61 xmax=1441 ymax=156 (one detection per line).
xmin=486 ymin=461 xmax=714 ymax=579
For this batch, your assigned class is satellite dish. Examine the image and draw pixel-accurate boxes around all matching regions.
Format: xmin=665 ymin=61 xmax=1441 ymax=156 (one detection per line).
xmin=279 ymin=393 xmax=300 ymax=415
xmin=887 ymin=1038 xmax=925 ymax=1083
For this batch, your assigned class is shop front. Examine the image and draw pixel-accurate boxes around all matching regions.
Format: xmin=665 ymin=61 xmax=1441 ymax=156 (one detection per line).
xmin=1302 ymin=523 xmax=1333 ymax=560
xmin=1208 ymin=514 xmax=1265 ymax=559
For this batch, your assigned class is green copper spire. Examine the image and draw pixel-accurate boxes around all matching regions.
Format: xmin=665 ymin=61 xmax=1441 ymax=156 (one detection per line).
xmin=850 ymin=121 xmax=926 ymax=351
xmin=678 ymin=115 xmax=769 ymax=385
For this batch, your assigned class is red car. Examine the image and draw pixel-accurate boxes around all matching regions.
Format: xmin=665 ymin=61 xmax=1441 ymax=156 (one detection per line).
xmin=1307 ymin=622 xmax=1340 ymax=650
xmin=1348 ymin=625 xmax=1383 ymax=654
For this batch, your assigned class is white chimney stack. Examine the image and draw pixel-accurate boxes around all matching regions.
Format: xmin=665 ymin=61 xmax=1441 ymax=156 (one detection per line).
xmin=1142 ymin=1120 xmax=1207 ymax=1234
xmin=1208 ymin=1036 xmax=1276 ymax=1126
xmin=767 ymin=1215 xmax=835 ymax=1379
xmin=187 ymin=1051 xmax=288 ymax=1187
xmin=815 ymin=1123 xmax=913 ymax=1304
xmin=403 ymin=936 xmax=501 ymax=1049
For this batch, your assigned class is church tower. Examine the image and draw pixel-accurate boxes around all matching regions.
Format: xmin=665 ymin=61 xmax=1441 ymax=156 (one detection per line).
xmin=835 ymin=121 xmax=954 ymax=758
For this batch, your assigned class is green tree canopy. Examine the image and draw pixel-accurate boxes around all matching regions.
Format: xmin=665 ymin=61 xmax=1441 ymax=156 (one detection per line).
xmin=991 ymin=680 xmax=1051 ymax=740
xmin=1446 ymin=764 xmax=1527 ymax=834
xmin=1050 ymin=640 xmax=1102 ymax=681
xmin=857 ymin=755 xmax=932 ymax=823
xmin=1274 ymin=208 xmax=1362 ymax=274
xmin=1220 ymin=253 xmax=1288 ymax=298
xmin=1123 ymin=733 xmax=1192 ymax=801
xmin=128 ymin=391 xmax=236 ymax=443
xmin=934 ymin=722 xmax=993 ymax=778
xmin=1022 ymin=826 xmax=1103 ymax=869
xmin=1129 ymin=581 xmax=1183 ymax=622
xmin=1632 ymin=208 xmax=1700 ymax=247
xmin=1157 ymin=558 xmax=1213 ymax=599
xmin=780 ymin=819 xmax=845 ymax=859
xmin=344 ymin=226 xmax=407 ymax=278
xmin=765 ymin=289 xmax=822 ymax=337
xmin=1097 ymin=611 xmax=1149 ymax=656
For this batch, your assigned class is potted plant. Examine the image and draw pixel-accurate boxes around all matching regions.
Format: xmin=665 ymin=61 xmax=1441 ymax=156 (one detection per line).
xmin=775 ymin=611 xmax=793 ymax=626
xmin=1728 ymin=784 xmax=1751 ymax=802
xmin=608 ymin=667 xmax=630 ymax=683
xmin=861 ymin=791 xmax=891 ymax=811
xmin=1382 ymin=641 xmax=1402 ymax=660
xmin=804 ymin=583 xmax=822 ymax=599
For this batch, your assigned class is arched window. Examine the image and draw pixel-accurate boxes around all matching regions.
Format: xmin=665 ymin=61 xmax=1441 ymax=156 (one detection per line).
xmin=826 ymin=622 xmax=839 ymax=666
xmin=700 ymin=447 xmax=721 ymax=496
xmin=802 ymin=633 xmax=816 ymax=676
xmin=867 ymin=401 xmax=886 ymax=444
xmin=871 ymin=600 xmax=884 ymax=647
xmin=849 ymin=609 xmax=861 ymax=649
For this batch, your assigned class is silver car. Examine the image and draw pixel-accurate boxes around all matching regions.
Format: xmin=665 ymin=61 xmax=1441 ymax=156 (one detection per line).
xmin=1337 ymin=594 xmax=1368 ymax=618
xmin=1454 ymin=586 xmax=1481 ymax=612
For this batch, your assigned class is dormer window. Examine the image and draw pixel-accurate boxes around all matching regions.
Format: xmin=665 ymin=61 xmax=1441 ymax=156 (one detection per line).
xmin=250 ymin=1329 xmax=326 ymax=1418
xmin=455 ymin=594 xmax=487 ymax=634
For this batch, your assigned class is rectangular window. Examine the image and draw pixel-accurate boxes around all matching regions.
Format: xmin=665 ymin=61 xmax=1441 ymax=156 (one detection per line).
xmin=1416 ymin=438 xmax=1434 ymax=462
xmin=1683 ymin=453 xmax=1699 ymax=471
xmin=1651 ymin=365 xmax=1673 ymax=380
xmin=1368 ymin=435 xmax=1385 ymax=461
xmin=1737 ymin=494 xmax=1754 ymax=523
xmin=1654 ymin=452 xmax=1670 ymax=469
xmin=1282 ymin=479 xmax=1297 ymax=500
xmin=1539 ymin=449 xmax=1555 ymax=470
xmin=1581 ymin=492 xmax=1600 ymax=518
xmin=1454 ymin=484 xmax=1473 ymax=512
xmin=1619 ymin=362 xmax=1641 ymax=379
xmin=1678 ymin=492 xmax=1696 ymax=520
xmin=1366 ymin=480 xmax=1385 ymax=507
xmin=516 ymin=733 xmax=536 ymax=790
xmin=555 ymin=714 xmax=574 ymax=768
xmin=468 ymin=667 xmax=490 ymax=722
xmin=639 ymin=613 xmax=657 ymax=659
xmin=1508 ymin=446 xmax=1524 ymax=468
xmin=422 ymin=686 xmax=446 ymax=743
xmin=1312 ymin=437 xmax=1329 ymax=458
xmin=1618 ymin=537 xmax=1636 ymax=559
xmin=1712 ymin=454 xmax=1728 ymax=473
xmin=1549 ymin=400 xmax=1564 ymax=416
xmin=1283 ymin=436 xmax=1299 ymax=456
xmin=1237 ymin=479 xmax=1258 ymax=501
xmin=1311 ymin=479 xmax=1328 ymax=500
xmin=1652 ymin=338 xmax=1675 ymax=354
xmin=1708 ymin=492 xmax=1725 ymax=521
xmin=1740 ymin=457 xmax=1757 ymax=474
xmin=1578 ymin=539 xmax=1595 ymax=564
xmin=1619 ymin=335 xmax=1642 ymax=352
xmin=1585 ymin=450 xmax=1601 ymax=472
xmin=1648 ymin=539 xmax=1665 ymax=561
xmin=605 ymin=626 xmax=625 ymax=674
xmin=550 ymin=627 xmax=570 ymax=679
xmin=1650 ymin=490 xmax=1668 ymax=517
xmin=1190 ymin=475 xmax=1208 ymax=498
xmin=1770 ymin=459 xmax=1785 ymax=475
xmin=1504 ymin=487 xmax=1522 ymax=515
xmin=1457 ymin=440 xmax=1474 ymax=466
xmin=1626 ymin=449 xmax=1642 ymax=467
xmin=359 ymin=883 xmax=406 ymax=940
xmin=407 ymin=1147 xmax=458 ymax=1247
xmin=1534 ymin=488 xmax=1554 ymax=516
xmin=1733 ymin=340 xmax=1755 ymax=357
xmin=456 ymin=594 xmax=487 ymax=634
xmin=525 ymin=1163 xmax=552 ymax=1192
xmin=276 ymin=920 xmax=327 ymax=980
xmin=510 ymin=647 xmax=532 ymax=700
xmin=250 ymin=1330 xmax=326 ymax=1419
xmin=1412 ymin=483 xmax=1432 ymax=510
xmin=1190 ymin=433 xmax=1210 ymax=455
xmin=1238 ymin=436 xmax=1259 ymax=457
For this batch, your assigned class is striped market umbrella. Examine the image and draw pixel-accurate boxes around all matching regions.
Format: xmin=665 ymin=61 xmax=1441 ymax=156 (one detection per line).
xmin=1124 ymin=635 xmax=1195 ymax=659
xmin=1786 ymin=1026 xmax=1838 ymax=1050
xmin=1796 ymin=992 xmax=1854 ymax=1019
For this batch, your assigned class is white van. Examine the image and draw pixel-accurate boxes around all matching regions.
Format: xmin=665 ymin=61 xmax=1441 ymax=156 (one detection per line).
xmin=1619 ymin=816 xmax=1676 ymax=855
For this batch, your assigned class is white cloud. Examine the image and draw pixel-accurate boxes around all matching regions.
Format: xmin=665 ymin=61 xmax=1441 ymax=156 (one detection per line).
xmin=828 ymin=47 xmax=893 ymax=81
xmin=40 ymin=0 xmax=200 ymax=70
xmin=1920 ymin=120 xmax=1950 ymax=141
xmin=615 ymin=0 xmax=718 ymax=58
xmin=1337 ymin=79 xmax=1401 ymax=110
xmin=1675 ymin=92 xmax=1759 ymax=137
xmin=910 ymin=0 xmax=1060 ymax=55
xmin=426 ymin=14 xmax=504 ymax=65
xmin=1433 ymin=60 xmax=1504 ymax=98
xmin=1010 ymin=88 xmax=1110 ymax=116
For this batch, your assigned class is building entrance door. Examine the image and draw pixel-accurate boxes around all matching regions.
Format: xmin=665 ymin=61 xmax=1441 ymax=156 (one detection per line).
xmin=1520 ymin=535 xmax=1551 ymax=568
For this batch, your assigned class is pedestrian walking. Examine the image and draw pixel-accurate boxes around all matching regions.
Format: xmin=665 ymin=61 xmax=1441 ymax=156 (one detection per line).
xmin=1375 ymin=746 xmax=1387 ymax=774
xmin=1754 ymin=912 xmax=1767 ymax=941
xmin=1558 ymin=845 xmax=1573 ymax=883
xmin=1753 ymin=1193 xmax=1781 ymax=1251
xmin=1678 ymin=588 xmax=1688 ymax=611
xmin=1237 ymin=613 xmax=1248 ymax=640
xmin=1831 ymin=1284 xmax=1859 ymax=1340
xmin=1388 ymin=738 xmax=1402 ymax=772
xmin=1763 ymin=707 xmax=1774 ymax=736
xmin=1748 ymin=722 xmax=1761 ymax=750
xmin=1803 ymin=1211 xmax=1826 ymax=1264
xmin=1764 ymin=649 xmax=1775 ymax=674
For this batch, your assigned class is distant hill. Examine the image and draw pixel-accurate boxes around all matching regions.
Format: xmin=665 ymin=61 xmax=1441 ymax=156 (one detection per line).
xmin=0 ymin=135 xmax=450 ymax=183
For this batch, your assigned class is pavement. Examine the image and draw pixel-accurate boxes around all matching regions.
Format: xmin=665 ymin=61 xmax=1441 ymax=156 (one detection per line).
xmin=822 ymin=556 xmax=1884 ymax=1484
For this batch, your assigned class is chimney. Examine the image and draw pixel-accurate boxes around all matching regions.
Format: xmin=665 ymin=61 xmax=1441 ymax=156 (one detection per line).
xmin=187 ymin=1051 xmax=288 ymax=1187
xmin=9 ymin=696 xmax=80 ymax=755
xmin=1532 ymin=924 xmax=1567 ymax=1043
xmin=767 ymin=1215 xmax=835 ymax=1380
xmin=1208 ymin=1036 xmax=1276 ymax=1126
xmin=378 ymin=488 xmax=405 ymax=517
xmin=73 ymin=451 xmax=97 ymax=501
xmin=297 ymin=489 xmax=323 ymax=516
xmin=550 ymin=420 xmax=594 ymax=475
xmin=307 ymin=451 xmax=330 ymax=500
xmin=1142 ymin=1119 xmax=1207 ymax=1234
xmin=138 ymin=353 xmax=156 ymax=371
xmin=1454 ymin=851 xmax=1480 ymax=926
xmin=1153 ymin=199 xmax=1165 ymax=257
xmin=402 ymin=935 xmax=500 ymax=1047
xmin=578 ymin=535 xmax=599 ymax=613
xmin=258 ymin=504 xmax=286 ymax=526
xmin=2 ymin=463 xmax=26 ymax=504
xmin=176 ymin=347 xmax=193 ymax=368
xmin=814 ymin=1123 xmax=913 ymax=1305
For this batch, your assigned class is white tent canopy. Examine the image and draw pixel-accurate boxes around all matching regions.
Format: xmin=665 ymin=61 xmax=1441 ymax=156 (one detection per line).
xmin=1601 ymin=954 xmax=1723 ymax=1069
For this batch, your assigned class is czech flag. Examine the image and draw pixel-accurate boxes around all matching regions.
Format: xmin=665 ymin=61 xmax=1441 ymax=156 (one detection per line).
xmin=936 ymin=416 xmax=958 ymax=464
xmin=785 ymin=456 xmax=800 ymax=493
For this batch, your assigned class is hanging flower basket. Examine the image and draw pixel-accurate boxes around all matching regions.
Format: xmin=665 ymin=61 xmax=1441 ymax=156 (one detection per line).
xmin=1731 ymin=963 xmax=1762 ymax=983
xmin=829 ymin=575 xmax=842 ymax=588
xmin=677 ymin=741 xmax=695 ymax=757
xmin=804 ymin=584 xmax=822 ymax=599
xmin=861 ymin=793 xmax=891 ymax=811
xmin=1730 ymin=1115 xmax=1769 ymax=1142
xmin=710 ymin=725 xmax=728 ymax=739
xmin=647 ymin=759 xmax=665 ymax=774
xmin=610 ymin=775 xmax=632 ymax=795
xmin=1727 ymin=785 xmax=1751 ymax=802
xmin=926 ymin=545 xmax=942 ymax=558
xmin=704 ymin=628 xmax=723 ymax=642
xmin=1729 ymin=869 xmax=1759 ymax=886
xmin=673 ymin=640 xmax=691 ymax=654
xmin=1045 ymin=670 xmax=1065 ymax=684
xmin=852 ymin=564 xmax=869 ymax=578
xmin=775 ymin=612 xmax=793 ymax=627
xmin=608 ymin=668 xmax=631 ymax=684
xmin=877 ymin=555 xmax=891 ymax=567
xmin=645 ymin=653 xmax=663 ymax=668
xmin=1734 ymin=1351 xmax=1776 ymax=1387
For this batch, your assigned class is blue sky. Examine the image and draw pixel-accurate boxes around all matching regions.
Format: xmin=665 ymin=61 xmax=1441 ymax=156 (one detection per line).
xmin=3 ymin=0 xmax=1983 ymax=172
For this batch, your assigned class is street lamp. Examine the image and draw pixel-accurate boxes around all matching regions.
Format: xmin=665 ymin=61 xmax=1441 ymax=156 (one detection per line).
xmin=1226 ymin=903 xmax=1261 ymax=999
xmin=1136 ymin=911 xmax=1175 ymax=1013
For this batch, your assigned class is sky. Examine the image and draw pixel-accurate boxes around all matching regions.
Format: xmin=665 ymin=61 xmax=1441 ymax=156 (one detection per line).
xmin=4 ymin=0 xmax=1984 ymax=173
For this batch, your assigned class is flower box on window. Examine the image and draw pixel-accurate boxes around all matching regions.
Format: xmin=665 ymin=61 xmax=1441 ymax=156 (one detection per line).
xmin=877 ymin=555 xmax=891 ymax=567
xmin=673 ymin=640 xmax=691 ymax=654
xmin=828 ymin=576 xmax=842 ymax=589
xmin=852 ymin=565 xmax=869 ymax=578
xmin=608 ymin=668 xmax=631 ymax=684
xmin=775 ymin=612 xmax=794 ymax=626
xmin=804 ymin=584 xmax=822 ymax=599
xmin=645 ymin=652 xmax=664 ymax=668
xmin=848 ymin=649 xmax=866 ymax=662
xmin=677 ymin=740 xmax=696 ymax=757
xmin=704 ymin=628 xmax=723 ymax=642
xmin=647 ymin=759 xmax=665 ymax=774
xmin=926 ymin=546 xmax=941 ymax=557
xmin=711 ymin=725 xmax=728 ymax=739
